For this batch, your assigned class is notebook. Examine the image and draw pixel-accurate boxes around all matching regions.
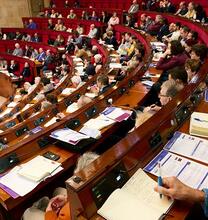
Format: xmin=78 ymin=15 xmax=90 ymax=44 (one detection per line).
xmin=50 ymin=128 xmax=89 ymax=145
xmin=18 ymin=155 xmax=61 ymax=182
xmin=98 ymin=169 xmax=173 ymax=220
xmin=189 ymin=112 xmax=208 ymax=138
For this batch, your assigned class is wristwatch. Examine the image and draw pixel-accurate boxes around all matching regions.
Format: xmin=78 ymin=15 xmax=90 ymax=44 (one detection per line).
xmin=202 ymin=188 xmax=208 ymax=217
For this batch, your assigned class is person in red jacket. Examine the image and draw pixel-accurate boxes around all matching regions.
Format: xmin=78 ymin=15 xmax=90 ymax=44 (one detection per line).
xmin=156 ymin=40 xmax=188 ymax=71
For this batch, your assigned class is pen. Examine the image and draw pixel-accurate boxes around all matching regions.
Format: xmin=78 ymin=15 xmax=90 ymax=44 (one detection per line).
xmin=194 ymin=118 xmax=208 ymax=123
xmin=158 ymin=162 xmax=163 ymax=199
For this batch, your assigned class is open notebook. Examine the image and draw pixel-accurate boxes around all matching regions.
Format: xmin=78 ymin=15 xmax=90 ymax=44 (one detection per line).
xmin=18 ymin=156 xmax=61 ymax=182
xmin=98 ymin=169 xmax=173 ymax=220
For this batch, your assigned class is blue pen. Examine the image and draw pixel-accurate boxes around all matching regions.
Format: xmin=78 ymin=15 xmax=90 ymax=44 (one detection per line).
xmin=158 ymin=162 xmax=163 ymax=199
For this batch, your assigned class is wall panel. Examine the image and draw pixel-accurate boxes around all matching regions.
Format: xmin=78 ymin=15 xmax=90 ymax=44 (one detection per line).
xmin=0 ymin=0 xmax=31 ymax=27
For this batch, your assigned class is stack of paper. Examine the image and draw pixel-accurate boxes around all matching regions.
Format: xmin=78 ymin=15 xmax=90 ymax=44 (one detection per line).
xmin=79 ymin=126 xmax=101 ymax=139
xmin=101 ymin=107 xmax=132 ymax=122
xmin=109 ymin=63 xmax=122 ymax=69
xmin=7 ymin=102 xmax=17 ymax=108
xmin=50 ymin=128 xmax=89 ymax=145
xmin=61 ymin=87 xmax=76 ymax=95
xmin=189 ymin=112 xmax=208 ymax=137
xmin=44 ymin=117 xmax=58 ymax=127
xmin=98 ymin=169 xmax=173 ymax=220
xmin=66 ymin=102 xmax=79 ymax=113
xmin=85 ymin=93 xmax=97 ymax=98
xmin=84 ymin=114 xmax=115 ymax=130
xmin=141 ymin=80 xmax=154 ymax=87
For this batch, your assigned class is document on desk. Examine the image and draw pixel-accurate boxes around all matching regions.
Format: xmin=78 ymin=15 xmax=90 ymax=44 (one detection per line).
xmin=44 ymin=117 xmax=57 ymax=127
xmin=189 ymin=112 xmax=208 ymax=138
xmin=98 ymin=169 xmax=173 ymax=220
xmin=66 ymin=102 xmax=79 ymax=113
xmin=79 ymin=126 xmax=101 ymax=139
xmin=61 ymin=87 xmax=76 ymax=95
xmin=50 ymin=128 xmax=89 ymax=145
xmin=0 ymin=166 xmax=38 ymax=197
xmin=83 ymin=114 xmax=115 ymax=130
xmin=101 ymin=107 xmax=132 ymax=122
xmin=0 ymin=165 xmax=63 ymax=197
xmin=164 ymin=131 xmax=208 ymax=164
xmin=144 ymin=150 xmax=208 ymax=190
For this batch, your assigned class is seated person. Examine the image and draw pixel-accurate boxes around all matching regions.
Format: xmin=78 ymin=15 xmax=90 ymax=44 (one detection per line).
xmin=53 ymin=34 xmax=64 ymax=47
xmin=168 ymin=66 xmax=188 ymax=86
xmin=71 ymin=75 xmax=85 ymax=89
xmin=41 ymin=77 xmax=54 ymax=94
xmin=85 ymin=54 xmax=103 ymax=77
xmin=91 ymin=75 xmax=111 ymax=96
xmin=143 ymin=79 xmax=183 ymax=113
xmin=36 ymin=48 xmax=46 ymax=62
xmin=163 ymin=22 xmax=181 ymax=42
xmin=27 ymin=77 xmax=41 ymax=94
xmin=48 ymin=19 xmax=55 ymax=30
xmin=41 ymin=94 xmax=57 ymax=111
xmin=50 ymin=9 xmax=57 ymax=18
xmin=14 ymin=31 xmax=23 ymax=40
xmin=147 ymin=15 xmax=163 ymax=36
xmin=31 ymin=33 xmax=40 ymax=42
xmin=64 ymin=0 xmax=69 ymax=8
xmin=76 ymin=24 xmax=84 ymax=35
xmin=89 ymin=11 xmax=99 ymax=21
xmin=67 ymin=9 xmax=77 ymax=19
xmin=108 ymin=12 xmax=119 ymax=29
xmin=77 ymin=95 xmax=92 ymax=108
xmin=7 ymin=60 xmax=18 ymax=74
xmin=156 ymin=40 xmax=188 ymax=72
xmin=22 ymin=152 xmax=99 ymax=220
xmin=128 ymin=0 xmax=139 ymax=14
xmin=87 ymin=24 xmax=98 ymax=39
xmin=74 ymin=44 xmax=88 ymax=60
xmin=65 ymin=36 xmax=75 ymax=54
xmin=12 ymin=43 xmax=23 ymax=56
xmin=81 ymin=10 xmax=89 ymax=20
xmin=31 ymin=48 xmax=39 ymax=60
xmin=125 ymin=14 xmax=135 ymax=28
xmin=185 ymin=58 xmax=201 ymax=83
xmin=54 ymin=20 xmax=66 ymax=32
xmin=190 ymin=44 xmax=208 ymax=63
xmin=117 ymin=32 xmax=132 ymax=56
xmin=103 ymin=31 xmax=118 ymax=49
xmin=175 ymin=1 xmax=188 ymax=16
xmin=20 ymin=62 xmax=34 ymax=84
xmin=27 ymin=19 xmax=37 ymax=29
xmin=24 ymin=45 xmax=32 ymax=58
xmin=43 ymin=50 xmax=54 ymax=71
xmin=100 ymin=11 xmax=109 ymax=23
xmin=73 ymin=31 xmax=82 ymax=45
xmin=22 ymin=33 xmax=32 ymax=42
xmin=183 ymin=2 xmax=196 ymax=20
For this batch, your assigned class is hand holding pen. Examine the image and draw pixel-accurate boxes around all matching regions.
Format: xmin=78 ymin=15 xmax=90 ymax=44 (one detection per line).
xmin=158 ymin=162 xmax=163 ymax=199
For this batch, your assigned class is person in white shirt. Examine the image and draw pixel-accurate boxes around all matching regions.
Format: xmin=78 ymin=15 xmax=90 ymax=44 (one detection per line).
xmin=87 ymin=24 xmax=98 ymax=38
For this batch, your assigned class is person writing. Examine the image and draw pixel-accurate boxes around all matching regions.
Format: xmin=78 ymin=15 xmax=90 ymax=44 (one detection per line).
xmin=154 ymin=176 xmax=208 ymax=217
